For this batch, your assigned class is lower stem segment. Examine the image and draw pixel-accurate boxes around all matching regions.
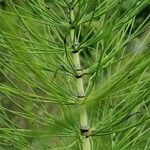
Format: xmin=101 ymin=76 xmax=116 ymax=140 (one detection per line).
xmin=80 ymin=106 xmax=91 ymax=150
xmin=73 ymin=53 xmax=91 ymax=150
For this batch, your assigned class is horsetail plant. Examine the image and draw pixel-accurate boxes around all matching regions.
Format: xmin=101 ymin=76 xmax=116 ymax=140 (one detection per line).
xmin=0 ymin=0 xmax=150 ymax=149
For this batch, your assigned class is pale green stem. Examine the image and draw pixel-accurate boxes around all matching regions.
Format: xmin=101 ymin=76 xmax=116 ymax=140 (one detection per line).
xmin=70 ymin=8 xmax=91 ymax=150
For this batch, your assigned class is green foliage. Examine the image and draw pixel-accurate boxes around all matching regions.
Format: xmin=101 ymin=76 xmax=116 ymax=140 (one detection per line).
xmin=0 ymin=0 xmax=150 ymax=149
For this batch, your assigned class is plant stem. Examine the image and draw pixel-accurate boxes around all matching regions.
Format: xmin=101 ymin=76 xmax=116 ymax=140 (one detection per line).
xmin=73 ymin=48 xmax=91 ymax=150
xmin=70 ymin=8 xmax=91 ymax=150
